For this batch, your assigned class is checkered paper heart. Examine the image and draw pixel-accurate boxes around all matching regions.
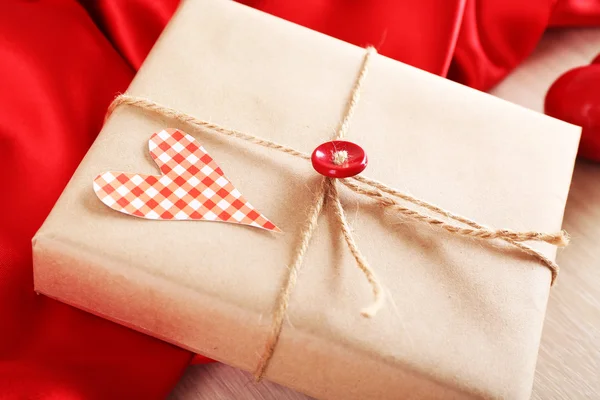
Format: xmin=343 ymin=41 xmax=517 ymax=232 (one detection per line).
xmin=93 ymin=128 xmax=281 ymax=232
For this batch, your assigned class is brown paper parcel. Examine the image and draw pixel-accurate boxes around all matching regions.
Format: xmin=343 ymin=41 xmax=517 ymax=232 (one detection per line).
xmin=32 ymin=0 xmax=581 ymax=398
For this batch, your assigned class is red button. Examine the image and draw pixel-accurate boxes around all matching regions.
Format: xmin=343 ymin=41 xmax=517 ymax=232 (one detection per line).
xmin=311 ymin=140 xmax=368 ymax=178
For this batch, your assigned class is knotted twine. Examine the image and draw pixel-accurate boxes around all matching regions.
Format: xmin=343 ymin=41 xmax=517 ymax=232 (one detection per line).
xmin=106 ymin=47 xmax=568 ymax=380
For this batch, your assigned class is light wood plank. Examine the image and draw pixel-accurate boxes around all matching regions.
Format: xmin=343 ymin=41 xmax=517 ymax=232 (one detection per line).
xmin=169 ymin=363 xmax=313 ymax=400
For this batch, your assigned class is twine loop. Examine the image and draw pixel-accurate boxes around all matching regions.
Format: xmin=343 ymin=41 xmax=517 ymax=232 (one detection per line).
xmin=106 ymin=46 xmax=568 ymax=381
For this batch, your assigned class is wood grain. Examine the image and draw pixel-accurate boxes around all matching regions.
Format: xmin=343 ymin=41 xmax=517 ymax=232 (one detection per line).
xmin=169 ymin=363 xmax=312 ymax=400
xmin=171 ymin=29 xmax=600 ymax=399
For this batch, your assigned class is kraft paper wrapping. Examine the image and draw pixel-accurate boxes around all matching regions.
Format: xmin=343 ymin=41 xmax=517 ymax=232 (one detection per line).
xmin=32 ymin=0 xmax=581 ymax=398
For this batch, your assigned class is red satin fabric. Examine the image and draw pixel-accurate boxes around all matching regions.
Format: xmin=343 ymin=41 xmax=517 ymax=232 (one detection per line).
xmin=550 ymin=0 xmax=600 ymax=25
xmin=0 ymin=2 xmax=192 ymax=399
xmin=448 ymin=0 xmax=555 ymax=89
xmin=1 ymin=0 xmax=598 ymax=398
xmin=238 ymin=0 xmax=467 ymax=76
xmin=79 ymin=0 xmax=180 ymax=70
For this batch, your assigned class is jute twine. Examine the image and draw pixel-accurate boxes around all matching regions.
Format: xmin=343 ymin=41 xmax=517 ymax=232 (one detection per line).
xmin=106 ymin=47 xmax=568 ymax=381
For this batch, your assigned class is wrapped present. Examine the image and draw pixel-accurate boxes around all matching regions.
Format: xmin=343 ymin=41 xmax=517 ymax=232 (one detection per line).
xmin=32 ymin=0 xmax=580 ymax=398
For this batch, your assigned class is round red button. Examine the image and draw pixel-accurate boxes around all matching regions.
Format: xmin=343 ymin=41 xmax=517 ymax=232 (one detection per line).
xmin=545 ymin=62 xmax=600 ymax=162
xmin=311 ymin=140 xmax=368 ymax=178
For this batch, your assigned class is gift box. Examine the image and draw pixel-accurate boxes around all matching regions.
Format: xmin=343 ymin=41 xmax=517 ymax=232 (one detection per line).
xmin=32 ymin=0 xmax=580 ymax=398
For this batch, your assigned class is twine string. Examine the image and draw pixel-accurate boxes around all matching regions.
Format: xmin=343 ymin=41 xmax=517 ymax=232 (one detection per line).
xmin=255 ymin=46 xmax=380 ymax=379
xmin=253 ymin=176 xmax=329 ymax=379
xmin=106 ymin=46 xmax=567 ymax=380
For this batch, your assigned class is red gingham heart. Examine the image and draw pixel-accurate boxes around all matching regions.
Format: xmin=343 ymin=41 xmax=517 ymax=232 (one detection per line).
xmin=93 ymin=128 xmax=280 ymax=232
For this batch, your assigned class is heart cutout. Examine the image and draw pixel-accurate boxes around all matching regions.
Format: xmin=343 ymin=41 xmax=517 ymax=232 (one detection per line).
xmin=93 ymin=128 xmax=281 ymax=232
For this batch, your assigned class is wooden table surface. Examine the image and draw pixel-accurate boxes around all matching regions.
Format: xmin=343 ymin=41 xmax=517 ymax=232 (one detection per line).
xmin=170 ymin=29 xmax=600 ymax=400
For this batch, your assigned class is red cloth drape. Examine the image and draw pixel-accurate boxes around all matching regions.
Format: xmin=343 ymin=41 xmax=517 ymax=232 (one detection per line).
xmin=1 ymin=0 xmax=598 ymax=398
xmin=0 ymin=2 xmax=193 ymax=400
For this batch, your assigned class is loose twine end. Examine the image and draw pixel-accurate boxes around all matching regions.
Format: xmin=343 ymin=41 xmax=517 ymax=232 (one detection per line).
xmin=555 ymin=230 xmax=570 ymax=247
xmin=360 ymin=292 xmax=386 ymax=318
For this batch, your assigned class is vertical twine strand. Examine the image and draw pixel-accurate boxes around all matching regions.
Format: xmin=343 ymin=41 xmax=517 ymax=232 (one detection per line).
xmin=334 ymin=46 xmax=376 ymax=140
xmin=253 ymin=177 xmax=329 ymax=380
xmin=254 ymin=47 xmax=381 ymax=380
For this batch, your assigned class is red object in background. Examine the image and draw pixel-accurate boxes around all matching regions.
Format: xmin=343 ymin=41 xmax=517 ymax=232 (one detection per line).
xmin=237 ymin=0 xmax=557 ymax=91
xmin=447 ymin=0 xmax=556 ymax=90
xmin=545 ymin=57 xmax=600 ymax=162
xmin=237 ymin=0 xmax=465 ymax=77
xmin=78 ymin=0 xmax=180 ymax=70
xmin=86 ymin=0 xmax=567 ymax=91
xmin=1 ymin=0 xmax=599 ymax=399
xmin=550 ymin=0 xmax=600 ymax=26
xmin=0 ymin=2 xmax=195 ymax=399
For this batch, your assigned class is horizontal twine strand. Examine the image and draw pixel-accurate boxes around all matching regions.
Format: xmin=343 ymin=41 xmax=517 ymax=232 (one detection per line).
xmin=107 ymin=93 xmax=568 ymax=274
